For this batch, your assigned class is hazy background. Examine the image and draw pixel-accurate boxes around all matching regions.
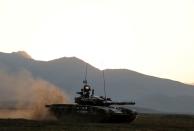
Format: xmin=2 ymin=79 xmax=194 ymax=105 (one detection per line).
xmin=1 ymin=52 xmax=194 ymax=114
xmin=0 ymin=0 xmax=194 ymax=83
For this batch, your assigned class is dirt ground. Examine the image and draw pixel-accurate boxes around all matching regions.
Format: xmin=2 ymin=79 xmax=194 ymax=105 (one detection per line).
xmin=0 ymin=114 xmax=193 ymax=131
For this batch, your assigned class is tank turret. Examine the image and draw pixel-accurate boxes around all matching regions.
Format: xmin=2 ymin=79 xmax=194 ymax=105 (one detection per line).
xmin=75 ymin=81 xmax=135 ymax=106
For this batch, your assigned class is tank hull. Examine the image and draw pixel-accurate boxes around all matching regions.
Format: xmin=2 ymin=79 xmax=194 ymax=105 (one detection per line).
xmin=46 ymin=104 xmax=137 ymax=123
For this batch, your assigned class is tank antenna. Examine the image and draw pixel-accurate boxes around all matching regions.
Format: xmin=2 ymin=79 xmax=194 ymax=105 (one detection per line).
xmin=103 ymin=70 xmax=107 ymax=100
xmin=83 ymin=64 xmax=88 ymax=84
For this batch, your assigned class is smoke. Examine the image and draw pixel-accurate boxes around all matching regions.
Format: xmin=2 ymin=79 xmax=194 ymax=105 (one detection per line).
xmin=0 ymin=69 xmax=69 ymax=120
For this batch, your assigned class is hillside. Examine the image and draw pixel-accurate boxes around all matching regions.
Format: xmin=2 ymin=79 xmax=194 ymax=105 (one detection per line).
xmin=0 ymin=51 xmax=194 ymax=114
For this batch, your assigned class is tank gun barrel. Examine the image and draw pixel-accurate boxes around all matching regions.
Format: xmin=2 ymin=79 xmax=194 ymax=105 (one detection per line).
xmin=108 ymin=102 xmax=135 ymax=105
xmin=104 ymin=101 xmax=135 ymax=106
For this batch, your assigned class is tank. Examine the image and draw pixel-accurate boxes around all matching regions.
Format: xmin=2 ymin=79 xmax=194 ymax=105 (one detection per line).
xmin=46 ymin=79 xmax=137 ymax=123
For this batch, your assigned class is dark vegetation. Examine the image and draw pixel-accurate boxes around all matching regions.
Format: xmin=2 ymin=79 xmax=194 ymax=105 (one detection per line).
xmin=0 ymin=114 xmax=194 ymax=131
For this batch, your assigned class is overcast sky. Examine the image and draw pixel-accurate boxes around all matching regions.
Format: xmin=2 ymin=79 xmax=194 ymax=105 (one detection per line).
xmin=0 ymin=0 xmax=194 ymax=83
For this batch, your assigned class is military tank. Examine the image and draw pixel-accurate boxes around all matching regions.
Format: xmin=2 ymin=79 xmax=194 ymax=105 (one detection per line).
xmin=46 ymin=78 xmax=137 ymax=123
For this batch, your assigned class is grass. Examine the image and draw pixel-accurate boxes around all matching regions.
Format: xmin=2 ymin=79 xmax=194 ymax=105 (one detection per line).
xmin=0 ymin=114 xmax=194 ymax=131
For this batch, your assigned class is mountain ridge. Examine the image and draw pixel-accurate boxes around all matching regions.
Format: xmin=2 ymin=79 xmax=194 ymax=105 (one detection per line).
xmin=0 ymin=51 xmax=194 ymax=114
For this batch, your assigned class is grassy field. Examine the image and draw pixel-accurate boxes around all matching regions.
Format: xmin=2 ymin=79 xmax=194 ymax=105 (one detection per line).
xmin=0 ymin=114 xmax=194 ymax=131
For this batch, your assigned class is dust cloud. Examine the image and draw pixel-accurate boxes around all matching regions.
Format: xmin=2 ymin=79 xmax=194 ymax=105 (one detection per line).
xmin=0 ymin=69 xmax=69 ymax=120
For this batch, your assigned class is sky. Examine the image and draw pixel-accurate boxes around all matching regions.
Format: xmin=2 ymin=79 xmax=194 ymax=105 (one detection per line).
xmin=0 ymin=0 xmax=194 ymax=83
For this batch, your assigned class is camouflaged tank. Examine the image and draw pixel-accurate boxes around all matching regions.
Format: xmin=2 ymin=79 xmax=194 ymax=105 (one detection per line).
xmin=46 ymin=80 xmax=137 ymax=123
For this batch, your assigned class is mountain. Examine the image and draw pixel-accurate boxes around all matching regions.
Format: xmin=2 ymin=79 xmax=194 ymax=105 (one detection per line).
xmin=0 ymin=51 xmax=194 ymax=114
